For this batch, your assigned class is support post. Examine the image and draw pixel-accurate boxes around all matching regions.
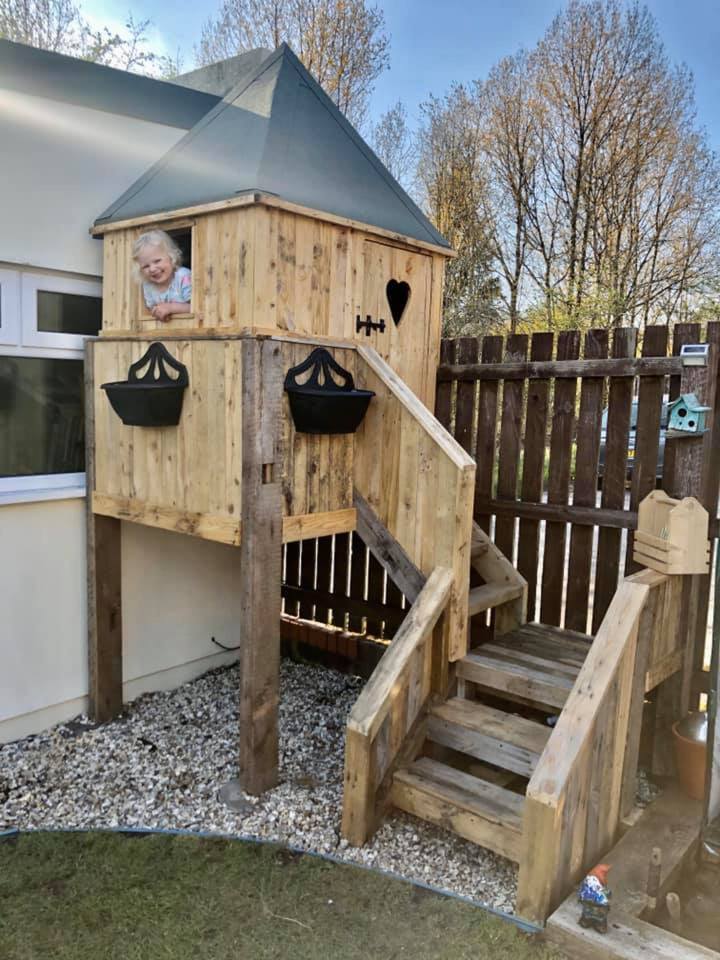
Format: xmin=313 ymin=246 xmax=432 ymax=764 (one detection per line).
xmin=652 ymin=327 xmax=716 ymax=772
xmin=85 ymin=338 xmax=123 ymax=721
xmin=238 ymin=336 xmax=283 ymax=795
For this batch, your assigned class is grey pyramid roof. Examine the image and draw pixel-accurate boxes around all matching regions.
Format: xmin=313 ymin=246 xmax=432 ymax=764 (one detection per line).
xmin=94 ymin=44 xmax=450 ymax=249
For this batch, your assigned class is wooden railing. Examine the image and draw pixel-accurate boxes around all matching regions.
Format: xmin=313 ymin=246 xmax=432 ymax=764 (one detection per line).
xmin=353 ymin=346 xmax=476 ymax=669
xmin=516 ymin=568 xmax=682 ymax=924
xmin=341 ymin=567 xmax=454 ymax=845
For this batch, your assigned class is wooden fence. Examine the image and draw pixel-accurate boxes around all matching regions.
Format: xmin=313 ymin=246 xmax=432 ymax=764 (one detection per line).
xmin=435 ymin=323 xmax=720 ymax=684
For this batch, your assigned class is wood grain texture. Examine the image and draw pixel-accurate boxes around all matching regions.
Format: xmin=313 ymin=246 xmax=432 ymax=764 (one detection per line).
xmin=541 ymin=330 xmax=581 ymax=626
xmin=238 ymin=338 xmax=283 ymax=795
xmin=517 ymin=332 xmax=554 ymax=619
xmin=565 ymin=329 xmax=608 ymax=633
xmin=341 ymin=567 xmax=453 ymax=845
xmin=85 ymin=338 xmax=123 ymax=723
xmin=99 ymin=205 xmax=445 ymax=411
xmin=354 ymin=345 xmax=475 ymax=664
xmin=592 ymin=328 xmax=637 ymax=633
xmin=495 ymin=334 xmax=528 ymax=562
xmin=473 ymin=336 xmax=503 ymax=535
xmin=517 ymin=576 xmax=650 ymax=923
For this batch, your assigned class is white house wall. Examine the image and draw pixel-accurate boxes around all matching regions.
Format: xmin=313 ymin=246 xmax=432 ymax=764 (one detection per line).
xmin=0 ymin=507 xmax=242 ymax=743
xmin=0 ymin=89 xmax=184 ymax=277
xmin=0 ymin=85 xmax=246 ymax=744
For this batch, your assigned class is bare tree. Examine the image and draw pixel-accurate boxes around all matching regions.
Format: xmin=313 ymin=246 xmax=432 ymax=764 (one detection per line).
xmin=481 ymin=52 xmax=538 ymax=332
xmin=525 ymin=0 xmax=720 ymax=328
xmin=0 ymin=0 xmax=80 ymax=50
xmin=0 ymin=0 xmax=178 ymax=76
xmin=417 ymin=83 xmax=501 ymax=335
xmin=371 ymin=100 xmax=416 ymax=189
xmin=196 ymin=0 xmax=389 ymax=125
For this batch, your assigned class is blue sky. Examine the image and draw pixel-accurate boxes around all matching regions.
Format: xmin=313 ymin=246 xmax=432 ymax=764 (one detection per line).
xmin=84 ymin=0 xmax=720 ymax=148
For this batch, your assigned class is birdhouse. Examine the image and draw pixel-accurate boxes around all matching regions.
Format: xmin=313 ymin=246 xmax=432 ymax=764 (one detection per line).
xmin=633 ymin=491 xmax=710 ymax=575
xmin=667 ymin=393 xmax=710 ymax=434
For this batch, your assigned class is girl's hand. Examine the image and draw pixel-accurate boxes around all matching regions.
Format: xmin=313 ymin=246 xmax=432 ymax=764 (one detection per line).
xmin=151 ymin=302 xmax=175 ymax=322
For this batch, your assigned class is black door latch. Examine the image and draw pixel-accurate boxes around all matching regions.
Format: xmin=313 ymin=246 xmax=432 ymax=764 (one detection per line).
xmin=356 ymin=314 xmax=386 ymax=336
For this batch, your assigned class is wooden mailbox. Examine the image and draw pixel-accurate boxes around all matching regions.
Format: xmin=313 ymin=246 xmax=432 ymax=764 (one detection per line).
xmin=633 ymin=490 xmax=710 ymax=575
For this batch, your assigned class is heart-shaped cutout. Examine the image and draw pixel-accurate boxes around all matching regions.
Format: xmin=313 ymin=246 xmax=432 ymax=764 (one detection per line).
xmin=386 ymin=279 xmax=411 ymax=326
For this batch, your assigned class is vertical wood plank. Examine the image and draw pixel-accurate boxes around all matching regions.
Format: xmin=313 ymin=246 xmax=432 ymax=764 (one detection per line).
xmin=453 ymin=337 xmax=478 ymax=455
xmin=347 ymin=532 xmax=367 ymax=634
xmin=517 ymin=332 xmax=554 ymax=620
xmin=541 ymin=330 xmax=581 ymax=627
xmin=85 ymin=338 xmax=123 ymax=722
xmin=625 ymin=325 xmax=669 ymax=574
xmin=495 ymin=333 xmax=528 ymax=561
xmin=565 ymin=329 xmax=608 ymax=633
xmin=365 ymin=553 xmax=386 ymax=637
xmin=592 ymin=327 xmax=637 ymax=633
xmin=434 ymin=339 xmax=455 ymax=432
xmin=474 ymin=336 xmax=503 ymax=534
xmin=331 ymin=531 xmax=351 ymax=631
xmin=239 ymin=337 xmax=283 ymax=795
xmin=313 ymin=535 xmax=333 ymax=625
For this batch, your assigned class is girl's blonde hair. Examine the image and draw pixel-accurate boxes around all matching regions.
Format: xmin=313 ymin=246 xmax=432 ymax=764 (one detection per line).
xmin=132 ymin=230 xmax=182 ymax=283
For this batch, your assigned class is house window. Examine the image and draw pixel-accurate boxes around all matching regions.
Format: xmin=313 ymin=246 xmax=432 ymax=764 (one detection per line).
xmin=0 ymin=267 xmax=101 ymax=500
xmin=22 ymin=273 xmax=102 ymax=349
xmin=0 ymin=356 xmax=84 ymax=477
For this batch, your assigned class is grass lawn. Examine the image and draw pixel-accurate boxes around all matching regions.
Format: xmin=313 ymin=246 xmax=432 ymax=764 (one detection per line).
xmin=0 ymin=831 xmax=560 ymax=960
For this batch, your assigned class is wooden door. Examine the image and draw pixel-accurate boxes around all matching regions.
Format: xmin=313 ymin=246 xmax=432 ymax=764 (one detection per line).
xmin=360 ymin=241 xmax=433 ymax=403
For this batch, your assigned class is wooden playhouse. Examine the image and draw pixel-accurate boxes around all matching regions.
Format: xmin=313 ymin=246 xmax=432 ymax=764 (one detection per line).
xmin=87 ymin=44 xmax=711 ymax=928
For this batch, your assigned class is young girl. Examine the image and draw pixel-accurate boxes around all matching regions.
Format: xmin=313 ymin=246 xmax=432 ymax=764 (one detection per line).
xmin=133 ymin=230 xmax=192 ymax=322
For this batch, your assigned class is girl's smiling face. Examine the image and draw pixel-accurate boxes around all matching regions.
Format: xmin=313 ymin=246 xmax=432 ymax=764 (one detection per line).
xmin=137 ymin=244 xmax=173 ymax=287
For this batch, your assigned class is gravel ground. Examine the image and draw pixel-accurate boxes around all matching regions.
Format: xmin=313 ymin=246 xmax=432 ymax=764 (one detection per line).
xmin=0 ymin=660 xmax=519 ymax=914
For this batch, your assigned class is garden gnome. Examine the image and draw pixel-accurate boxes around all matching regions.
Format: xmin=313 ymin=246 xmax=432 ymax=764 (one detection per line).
xmin=578 ymin=863 xmax=611 ymax=933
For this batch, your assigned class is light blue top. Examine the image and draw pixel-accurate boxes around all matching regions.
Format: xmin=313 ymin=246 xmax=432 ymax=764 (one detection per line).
xmin=143 ymin=266 xmax=192 ymax=308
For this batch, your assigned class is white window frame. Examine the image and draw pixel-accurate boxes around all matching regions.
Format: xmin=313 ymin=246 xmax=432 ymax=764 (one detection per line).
xmin=21 ymin=272 xmax=102 ymax=351
xmin=0 ymin=267 xmax=21 ymax=346
xmin=1 ymin=266 xmax=100 ymax=503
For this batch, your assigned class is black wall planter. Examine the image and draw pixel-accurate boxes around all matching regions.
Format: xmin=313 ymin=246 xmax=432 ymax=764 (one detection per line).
xmin=101 ymin=342 xmax=189 ymax=427
xmin=284 ymin=347 xmax=374 ymax=435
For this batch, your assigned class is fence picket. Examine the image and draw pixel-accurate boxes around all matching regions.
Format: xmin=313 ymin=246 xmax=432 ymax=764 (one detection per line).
xmin=495 ymin=334 xmax=528 ymax=561
xmin=541 ymin=331 xmax=581 ymax=626
xmin=517 ymin=332 xmax=554 ymax=618
xmin=474 ymin=336 xmax=504 ymax=535
xmin=565 ymin=329 xmax=608 ymax=633
xmin=625 ymin=325 xmax=669 ymax=575
xmin=592 ymin=328 xmax=637 ymax=632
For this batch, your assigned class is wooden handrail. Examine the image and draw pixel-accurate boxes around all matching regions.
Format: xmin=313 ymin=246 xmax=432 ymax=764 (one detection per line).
xmin=516 ymin=573 xmax=655 ymax=924
xmin=357 ymin=346 xmax=475 ymax=471
xmin=342 ymin=566 xmax=454 ymax=845
xmin=353 ymin=346 xmax=475 ymax=665
xmin=348 ymin=567 xmax=454 ymax=740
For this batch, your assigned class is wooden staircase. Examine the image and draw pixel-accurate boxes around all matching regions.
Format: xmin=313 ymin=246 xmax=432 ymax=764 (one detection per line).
xmin=390 ymin=622 xmax=592 ymax=865
xmin=341 ymin=348 xmax=691 ymax=926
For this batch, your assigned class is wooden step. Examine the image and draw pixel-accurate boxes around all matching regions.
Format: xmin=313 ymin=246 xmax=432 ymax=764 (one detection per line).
xmin=517 ymin=622 xmax=593 ymax=656
xmin=428 ymin=698 xmax=551 ymax=778
xmin=467 ymin=582 xmax=525 ymax=617
xmin=496 ymin=631 xmax=588 ymax=669
xmin=457 ymin=649 xmax=576 ymax=711
xmin=391 ymin=756 xmax=524 ymax=862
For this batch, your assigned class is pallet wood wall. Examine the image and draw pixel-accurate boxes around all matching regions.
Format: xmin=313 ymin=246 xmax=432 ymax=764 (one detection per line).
xmin=91 ymin=337 xmax=356 ymax=545
xmin=436 ymin=323 xmax=720 ymax=655
xmin=98 ymin=200 xmax=446 ymax=410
